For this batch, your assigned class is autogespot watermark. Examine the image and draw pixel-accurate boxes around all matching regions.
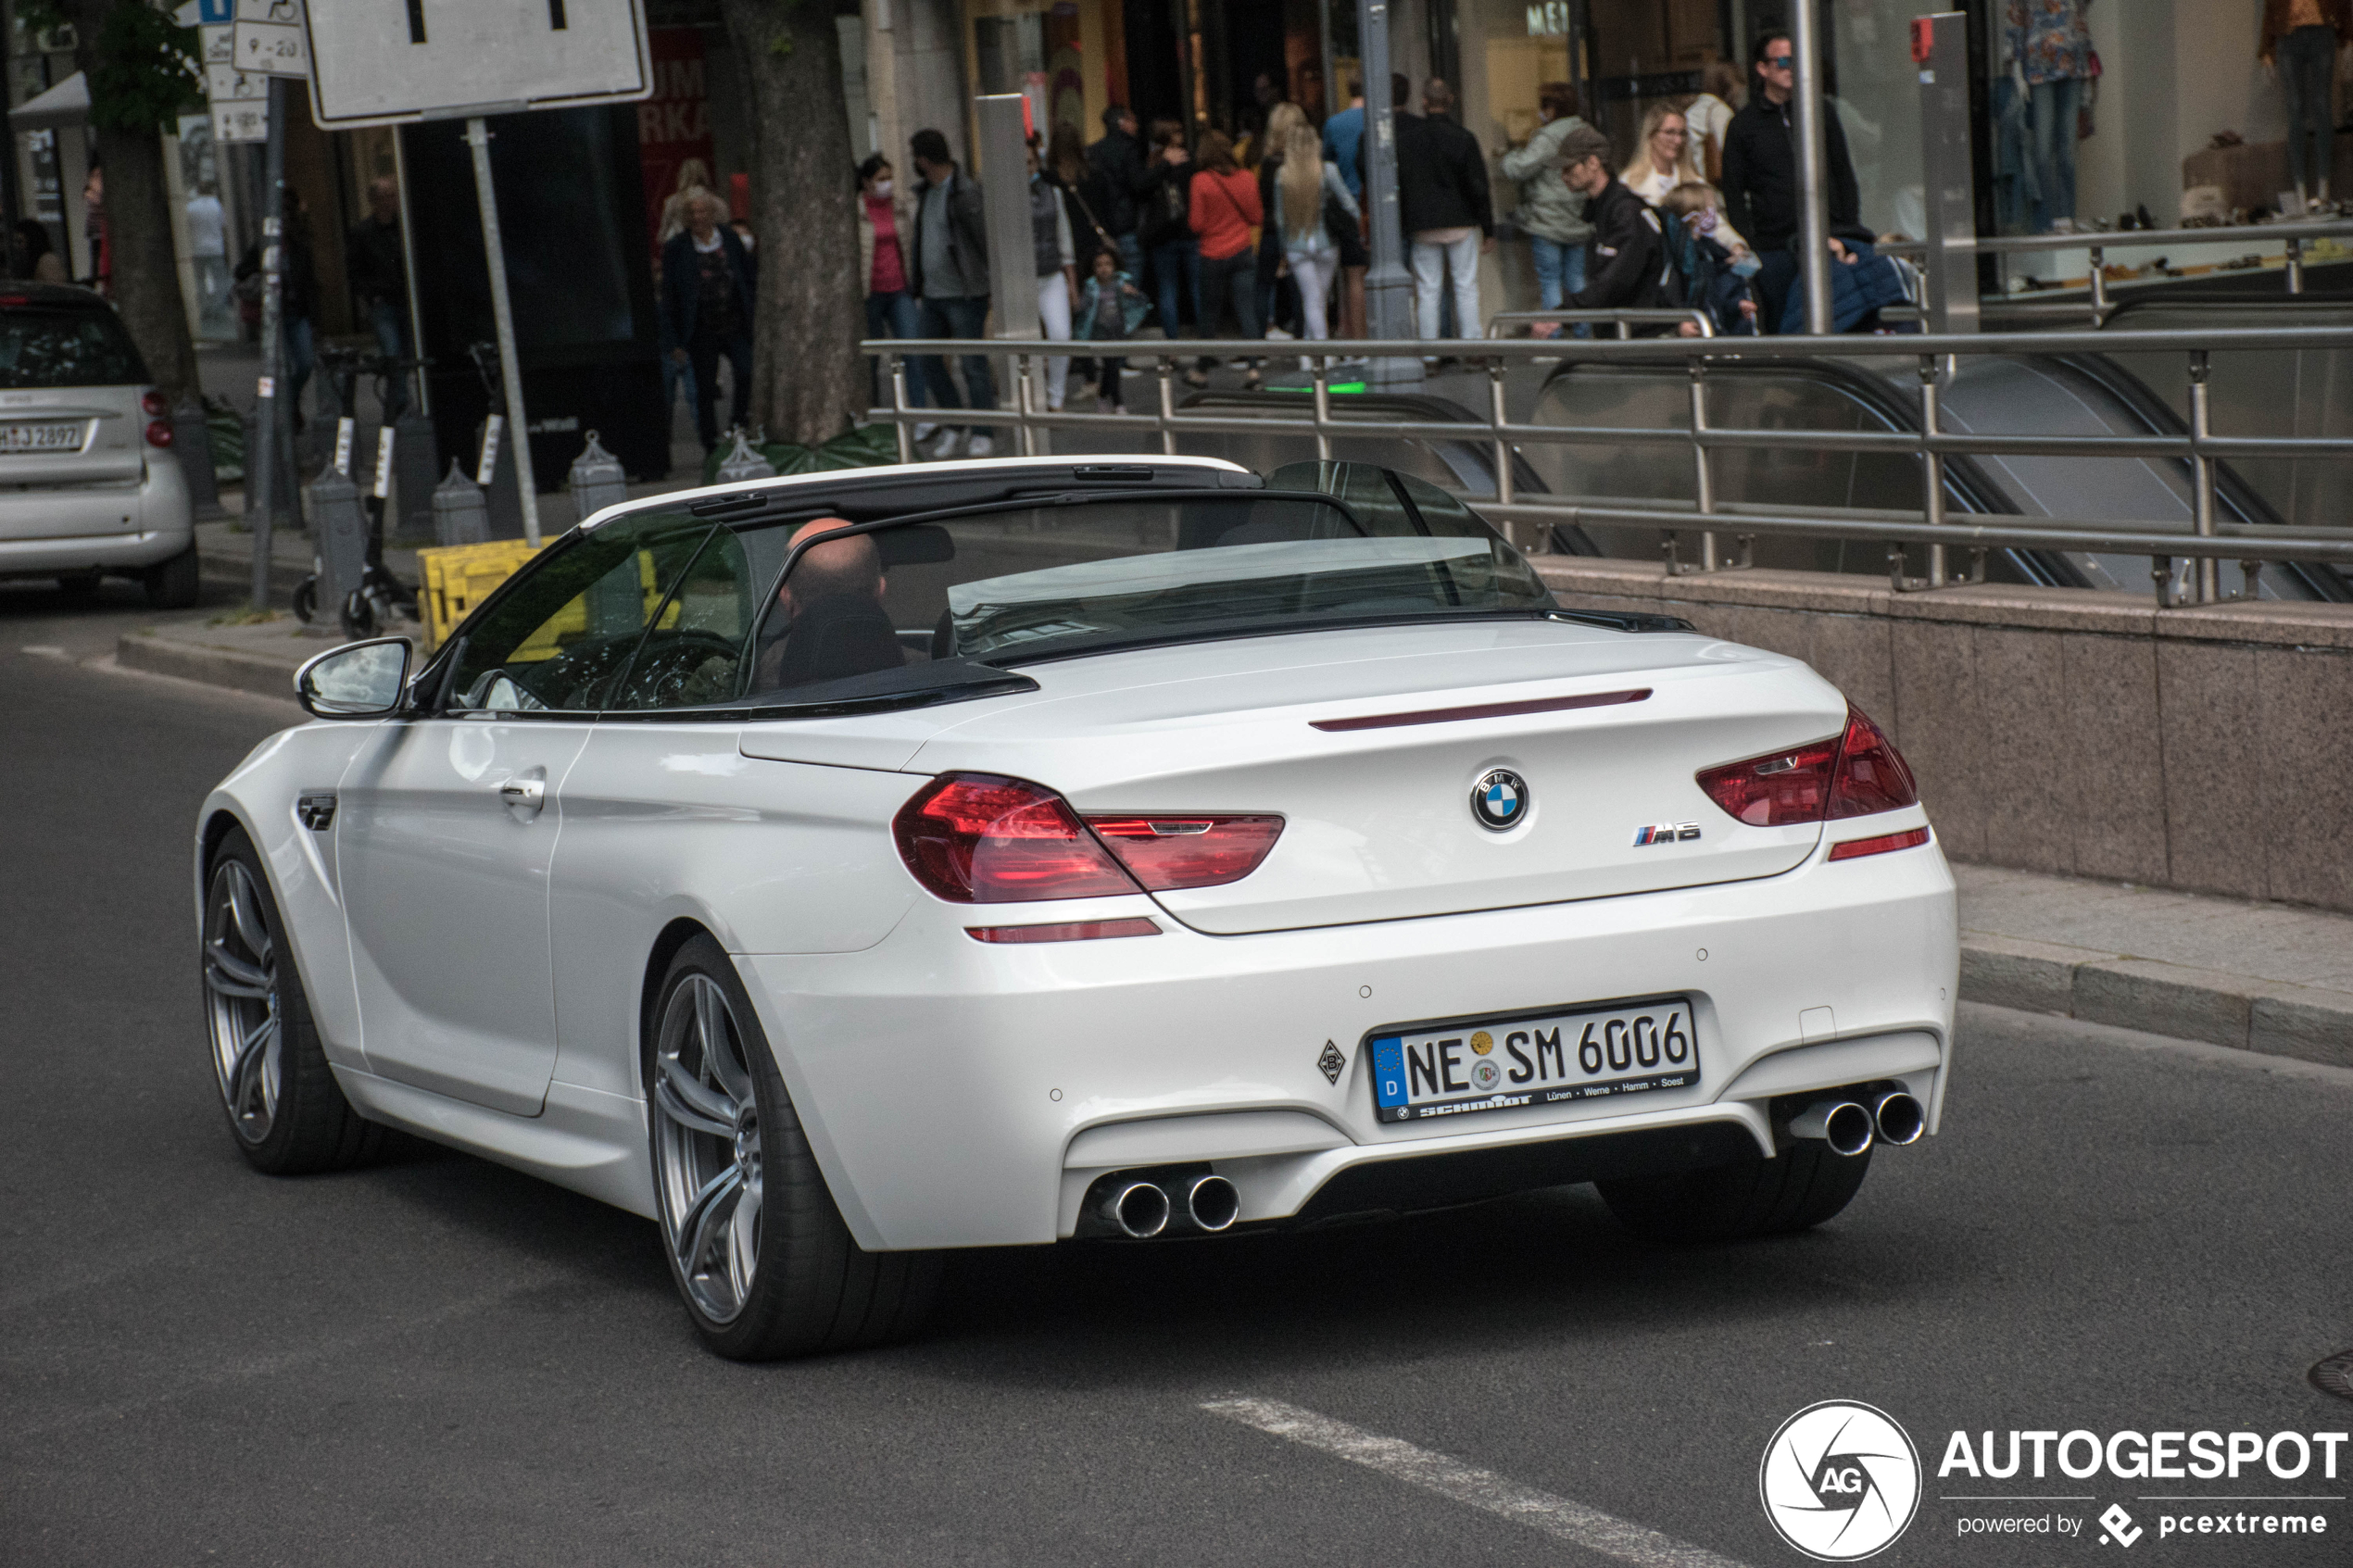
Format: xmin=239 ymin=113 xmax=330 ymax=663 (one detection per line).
xmin=1760 ymin=1407 xmax=2348 ymax=1557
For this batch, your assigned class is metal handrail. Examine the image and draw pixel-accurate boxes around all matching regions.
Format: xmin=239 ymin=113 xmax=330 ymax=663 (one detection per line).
xmin=862 ymin=325 xmax=2353 ymax=605
xmin=1483 ymin=308 xmax=1716 ymax=339
xmin=1873 ymin=217 xmax=2353 ymax=258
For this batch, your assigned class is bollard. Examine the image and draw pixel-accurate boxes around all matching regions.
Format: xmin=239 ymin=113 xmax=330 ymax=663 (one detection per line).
xmin=568 ymin=429 xmax=629 ymax=523
xmin=715 ymin=427 xmax=776 ymax=484
xmin=390 ymin=409 xmax=441 ymax=544
xmin=173 ymin=397 xmax=227 ymax=520
xmin=477 ymin=414 xmax=526 ymax=539
xmin=309 ymin=465 xmax=371 ymax=633
xmin=432 ymin=458 xmax=491 ymax=546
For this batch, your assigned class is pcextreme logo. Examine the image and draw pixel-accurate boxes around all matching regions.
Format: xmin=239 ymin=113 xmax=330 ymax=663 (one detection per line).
xmin=1759 ymin=1400 xmax=1923 ymax=1561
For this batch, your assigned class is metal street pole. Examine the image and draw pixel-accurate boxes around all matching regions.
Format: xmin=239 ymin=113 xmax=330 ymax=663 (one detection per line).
xmin=390 ymin=131 xmax=431 ymax=417
xmin=1790 ymin=0 xmax=1833 ymax=335
xmin=1358 ymin=0 xmax=1421 ymax=389
xmin=247 ymin=77 xmax=287 ymax=612
xmin=463 ymin=118 xmax=540 ymax=546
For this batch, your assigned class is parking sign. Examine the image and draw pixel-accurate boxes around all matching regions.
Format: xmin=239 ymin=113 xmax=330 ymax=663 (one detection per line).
xmin=299 ymin=0 xmax=651 ymax=130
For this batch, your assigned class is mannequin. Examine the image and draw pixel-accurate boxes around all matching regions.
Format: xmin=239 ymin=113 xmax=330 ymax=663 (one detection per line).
xmin=2006 ymin=0 xmax=2093 ymax=232
xmin=2262 ymin=0 xmax=2353 ymax=211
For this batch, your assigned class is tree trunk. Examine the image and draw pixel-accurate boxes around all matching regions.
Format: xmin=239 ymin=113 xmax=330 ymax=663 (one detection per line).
xmin=93 ymin=122 xmax=200 ymax=404
xmin=717 ymin=0 xmax=863 ymax=446
xmin=69 ymin=0 xmax=202 ymax=406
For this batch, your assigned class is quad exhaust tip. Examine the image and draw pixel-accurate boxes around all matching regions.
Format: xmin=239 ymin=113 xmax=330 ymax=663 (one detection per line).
xmin=1102 ymin=1179 xmax=1172 ymax=1238
xmin=1184 ymin=1174 xmax=1239 ymax=1233
xmin=1872 ymin=1090 xmax=1925 ymax=1147
xmin=1788 ymin=1098 xmax=1876 ymax=1158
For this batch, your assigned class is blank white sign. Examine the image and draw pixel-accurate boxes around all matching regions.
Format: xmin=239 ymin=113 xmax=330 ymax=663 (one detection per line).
xmin=301 ymin=0 xmax=651 ymax=129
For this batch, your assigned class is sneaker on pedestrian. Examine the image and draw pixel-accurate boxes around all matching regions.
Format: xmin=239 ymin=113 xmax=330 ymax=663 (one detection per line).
xmin=912 ymin=421 xmax=939 ymax=444
xmin=1095 ymin=393 xmax=1116 ymax=414
xmin=965 ymin=432 xmax=995 ymax=458
xmin=926 ymin=429 xmax=963 ymax=459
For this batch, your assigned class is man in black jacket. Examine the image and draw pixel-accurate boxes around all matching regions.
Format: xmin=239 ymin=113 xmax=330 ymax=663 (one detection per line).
xmin=1086 ymin=105 xmax=1151 ymax=279
xmin=907 ymin=128 xmax=996 ymax=458
xmin=1395 ymin=76 xmax=1493 ymax=343
xmin=1556 ymin=127 xmax=1667 ymax=315
xmin=1719 ymin=30 xmax=1861 ymax=333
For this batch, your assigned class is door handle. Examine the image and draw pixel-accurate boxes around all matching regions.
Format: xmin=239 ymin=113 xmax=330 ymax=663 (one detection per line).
xmin=499 ymin=775 xmax=547 ymax=814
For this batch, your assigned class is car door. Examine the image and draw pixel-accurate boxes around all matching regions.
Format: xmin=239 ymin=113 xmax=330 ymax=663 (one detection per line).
xmin=336 ymin=510 xmax=722 ymax=1116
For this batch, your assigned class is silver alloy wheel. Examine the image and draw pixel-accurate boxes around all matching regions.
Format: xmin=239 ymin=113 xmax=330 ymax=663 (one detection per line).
xmin=203 ymin=859 xmax=282 ymax=1145
xmin=651 ymin=973 xmax=761 ymax=1324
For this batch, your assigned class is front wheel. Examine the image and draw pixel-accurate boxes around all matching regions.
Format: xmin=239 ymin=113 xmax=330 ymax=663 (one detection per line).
xmin=201 ymin=827 xmax=381 ymax=1173
xmin=646 ymin=935 xmax=938 ymax=1360
xmin=1596 ymin=1142 xmax=1871 ymax=1243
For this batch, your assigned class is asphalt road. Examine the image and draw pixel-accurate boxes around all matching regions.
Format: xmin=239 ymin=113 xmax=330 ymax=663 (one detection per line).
xmin=5 ymin=585 xmax=2349 ymax=1568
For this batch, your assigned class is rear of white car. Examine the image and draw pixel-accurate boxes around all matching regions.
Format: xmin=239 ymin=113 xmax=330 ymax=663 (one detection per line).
xmin=0 ymin=284 xmax=196 ymax=605
xmin=736 ymin=617 xmax=1955 ymax=1252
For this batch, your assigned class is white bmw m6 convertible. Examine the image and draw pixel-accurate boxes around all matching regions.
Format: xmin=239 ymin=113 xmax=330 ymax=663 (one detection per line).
xmin=197 ymin=456 xmax=1957 ymax=1360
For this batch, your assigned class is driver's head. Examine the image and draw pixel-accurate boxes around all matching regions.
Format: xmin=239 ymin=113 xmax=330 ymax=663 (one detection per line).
xmin=778 ymin=516 xmax=885 ymax=617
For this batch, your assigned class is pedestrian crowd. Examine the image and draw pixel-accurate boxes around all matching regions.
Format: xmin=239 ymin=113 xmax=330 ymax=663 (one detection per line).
xmin=844 ymin=25 xmax=1907 ymax=456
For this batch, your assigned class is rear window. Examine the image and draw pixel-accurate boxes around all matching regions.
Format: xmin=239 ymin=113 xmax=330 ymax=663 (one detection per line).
xmin=0 ymin=307 xmax=148 ymax=389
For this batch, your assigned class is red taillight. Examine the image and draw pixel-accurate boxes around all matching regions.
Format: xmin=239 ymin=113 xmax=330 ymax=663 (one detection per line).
xmin=1696 ymin=707 xmax=1919 ymax=828
xmin=965 ymin=918 xmax=1162 ymax=943
xmin=1082 ymin=815 xmax=1284 ymax=890
xmin=144 ymin=419 xmax=174 ymax=447
xmin=893 ymin=773 xmax=1141 ymax=903
xmin=141 ymin=391 xmax=168 ymax=417
xmin=1828 ymin=826 xmax=1931 ymax=861
xmin=1825 ymin=707 xmax=1919 ymax=819
xmin=1694 ymin=735 xmax=1840 ymax=825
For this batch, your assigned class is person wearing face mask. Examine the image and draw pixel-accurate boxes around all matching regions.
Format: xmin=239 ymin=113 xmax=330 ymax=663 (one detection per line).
xmin=857 ymin=154 xmax=929 ymax=429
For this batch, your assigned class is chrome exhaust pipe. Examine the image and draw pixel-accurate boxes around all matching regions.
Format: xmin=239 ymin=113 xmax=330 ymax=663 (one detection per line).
xmin=1871 ymin=1091 xmax=1925 ymax=1148
xmin=1788 ymin=1099 xmax=1875 ymax=1158
xmin=1183 ymin=1173 xmax=1239 ymax=1233
xmin=1100 ymin=1180 xmax=1172 ymax=1238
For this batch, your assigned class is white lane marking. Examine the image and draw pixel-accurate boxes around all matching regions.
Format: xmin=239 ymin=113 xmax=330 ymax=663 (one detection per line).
xmin=1203 ymin=1396 xmax=1755 ymax=1568
xmin=20 ymin=644 xmax=66 ymax=658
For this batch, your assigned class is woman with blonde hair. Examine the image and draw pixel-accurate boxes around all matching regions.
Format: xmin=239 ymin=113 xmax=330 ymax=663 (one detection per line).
xmin=1254 ymin=101 xmax=1313 ymax=334
xmin=1270 ymin=117 xmax=1359 ymax=350
xmin=1621 ymin=104 xmax=1705 ymax=203
xmin=659 ymin=157 xmax=714 ymax=244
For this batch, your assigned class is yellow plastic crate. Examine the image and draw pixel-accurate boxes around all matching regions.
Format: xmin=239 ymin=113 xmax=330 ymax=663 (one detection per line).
xmin=416 ymin=539 xmax=543 ymax=653
xmin=416 ymin=539 xmax=669 ymax=655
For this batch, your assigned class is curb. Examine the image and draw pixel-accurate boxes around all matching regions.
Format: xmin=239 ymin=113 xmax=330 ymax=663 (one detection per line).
xmin=117 ymin=631 xmax=303 ymax=702
xmin=1959 ymin=934 xmax=2353 ymax=1068
xmin=199 ymin=549 xmax=308 ymax=594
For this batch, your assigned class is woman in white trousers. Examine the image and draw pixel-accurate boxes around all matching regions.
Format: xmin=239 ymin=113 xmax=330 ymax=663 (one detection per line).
xmin=1270 ymin=119 xmax=1361 ymax=357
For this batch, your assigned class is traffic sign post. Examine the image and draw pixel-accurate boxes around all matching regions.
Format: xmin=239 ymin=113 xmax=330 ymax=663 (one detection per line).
xmin=298 ymin=1 xmax=656 ymax=547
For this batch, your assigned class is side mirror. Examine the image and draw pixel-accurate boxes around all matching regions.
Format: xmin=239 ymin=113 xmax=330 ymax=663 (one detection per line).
xmin=295 ymin=637 xmax=413 ymax=719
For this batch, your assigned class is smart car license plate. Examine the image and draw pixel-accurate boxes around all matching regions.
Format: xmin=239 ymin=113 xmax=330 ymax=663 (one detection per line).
xmin=1370 ymin=998 xmax=1700 ymax=1124
xmin=0 ymin=421 xmax=84 ymax=452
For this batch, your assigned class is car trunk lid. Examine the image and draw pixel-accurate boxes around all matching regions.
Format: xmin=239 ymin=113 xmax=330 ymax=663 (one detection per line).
xmin=905 ymin=619 xmax=1847 ymax=934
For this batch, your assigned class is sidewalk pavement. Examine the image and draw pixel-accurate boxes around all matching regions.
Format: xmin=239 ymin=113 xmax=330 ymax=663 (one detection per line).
xmin=94 ymin=597 xmax=2353 ymax=1073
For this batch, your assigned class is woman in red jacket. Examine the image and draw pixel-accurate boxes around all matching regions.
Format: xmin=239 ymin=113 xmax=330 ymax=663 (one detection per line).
xmin=1186 ymin=131 xmax=1264 ymax=388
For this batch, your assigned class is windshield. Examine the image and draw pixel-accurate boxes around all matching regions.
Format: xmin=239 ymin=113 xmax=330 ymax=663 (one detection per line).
xmin=440 ymin=483 xmax=1556 ymax=717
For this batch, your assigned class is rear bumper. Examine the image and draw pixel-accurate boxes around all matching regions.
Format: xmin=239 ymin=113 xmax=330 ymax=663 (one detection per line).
xmin=0 ymin=455 xmax=192 ymax=576
xmin=739 ymin=817 xmax=1957 ymax=1251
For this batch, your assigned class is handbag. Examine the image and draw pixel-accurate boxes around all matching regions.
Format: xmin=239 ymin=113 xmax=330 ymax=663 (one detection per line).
xmin=1063 ymin=182 xmax=1117 ymax=257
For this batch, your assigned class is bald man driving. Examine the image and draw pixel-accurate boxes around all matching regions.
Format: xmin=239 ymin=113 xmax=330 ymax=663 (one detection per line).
xmin=752 ymin=517 xmax=906 ymax=691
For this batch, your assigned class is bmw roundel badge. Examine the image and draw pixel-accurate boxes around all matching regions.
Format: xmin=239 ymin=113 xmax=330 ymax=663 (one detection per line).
xmin=1470 ymin=769 xmax=1529 ymax=832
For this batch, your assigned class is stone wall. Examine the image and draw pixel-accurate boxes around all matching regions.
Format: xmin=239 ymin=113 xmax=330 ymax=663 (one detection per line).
xmin=1533 ymin=559 xmax=2353 ymax=915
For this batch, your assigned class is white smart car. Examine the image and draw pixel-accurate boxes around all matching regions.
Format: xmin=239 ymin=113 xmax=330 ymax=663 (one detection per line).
xmin=197 ymin=456 xmax=1957 ymax=1360
xmin=0 ymin=283 xmax=197 ymax=605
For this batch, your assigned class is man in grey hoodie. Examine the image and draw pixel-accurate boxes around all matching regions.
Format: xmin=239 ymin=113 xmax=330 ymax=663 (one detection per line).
xmin=1499 ymin=82 xmax=1594 ymax=336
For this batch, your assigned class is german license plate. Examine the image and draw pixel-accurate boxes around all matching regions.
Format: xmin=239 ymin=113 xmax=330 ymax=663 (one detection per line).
xmin=0 ymin=421 xmax=84 ymax=452
xmin=1370 ymin=997 xmax=1700 ymax=1124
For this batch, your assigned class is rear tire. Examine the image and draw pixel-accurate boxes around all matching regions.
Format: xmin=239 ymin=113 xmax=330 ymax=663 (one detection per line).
xmin=646 ymin=934 xmax=939 ymax=1360
xmin=145 ymin=544 xmax=201 ymax=609
xmin=1597 ymin=1142 xmax=1870 ymax=1242
xmin=201 ymin=827 xmax=383 ymax=1174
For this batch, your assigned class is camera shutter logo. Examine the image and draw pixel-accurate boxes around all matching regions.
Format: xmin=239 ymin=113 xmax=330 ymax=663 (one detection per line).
xmin=1758 ymin=1400 xmax=1921 ymax=1561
